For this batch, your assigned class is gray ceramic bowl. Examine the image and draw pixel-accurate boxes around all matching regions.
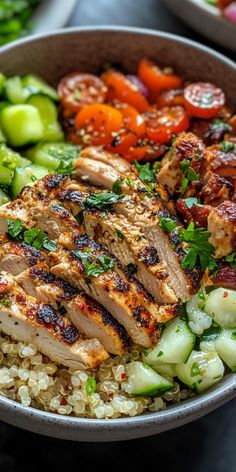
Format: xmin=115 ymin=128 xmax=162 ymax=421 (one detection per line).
xmin=0 ymin=27 xmax=235 ymax=441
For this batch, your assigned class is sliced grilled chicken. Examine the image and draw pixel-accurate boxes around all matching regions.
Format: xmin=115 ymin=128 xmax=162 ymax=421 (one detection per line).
xmin=56 ymin=185 xmax=177 ymax=304
xmin=16 ymin=263 xmax=130 ymax=355
xmin=208 ymin=201 xmax=236 ymax=258
xmin=0 ymin=235 xmax=46 ymax=275
xmin=74 ymin=152 xmax=201 ymax=301
xmin=0 ymin=272 xmax=108 ymax=369
xmin=80 ymin=146 xmax=132 ymax=174
xmin=0 ymin=190 xmax=160 ymax=346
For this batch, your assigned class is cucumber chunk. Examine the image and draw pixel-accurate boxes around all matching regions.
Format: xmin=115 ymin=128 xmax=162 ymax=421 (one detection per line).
xmin=25 ymin=142 xmax=78 ymax=170
xmin=151 ymin=363 xmax=176 ymax=379
xmin=0 ymin=105 xmax=44 ymax=147
xmin=0 ymin=143 xmax=30 ymax=169
xmin=11 ymin=165 xmax=49 ymax=199
xmin=0 ymin=73 xmax=6 ymax=95
xmin=0 ymin=188 xmax=10 ymax=206
xmin=144 ymin=318 xmax=196 ymax=366
xmin=22 ymin=74 xmax=59 ymax=102
xmin=0 ymin=127 xmax=6 ymax=143
xmin=3 ymin=76 xmax=31 ymax=104
xmin=204 ymin=288 xmax=236 ymax=328
xmin=176 ymin=350 xmax=224 ymax=393
xmin=0 ymin=165 xmax=13 ymax=185
xmin=27 ymin=95 xmax=63 ymax=142
xmin=186 ymin=293 xmax=212 ymax=335
xmin=125 ymin=361 xmax=173 ymax=396
xmin=215 ymin=329 xmax=236 ymax=372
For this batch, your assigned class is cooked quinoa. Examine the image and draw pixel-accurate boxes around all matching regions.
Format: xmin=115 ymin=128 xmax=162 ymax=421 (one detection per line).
xmin=0 ymin=332 xmax=193 ymax=419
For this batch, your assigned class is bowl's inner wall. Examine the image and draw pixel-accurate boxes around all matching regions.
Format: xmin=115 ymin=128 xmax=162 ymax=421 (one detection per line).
xmin=0 ymin=29 xmax=236 ymax=106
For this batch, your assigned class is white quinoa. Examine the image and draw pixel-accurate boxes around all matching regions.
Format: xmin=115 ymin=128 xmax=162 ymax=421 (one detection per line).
xmin=0 ymin=332 xmax=193 ymax=419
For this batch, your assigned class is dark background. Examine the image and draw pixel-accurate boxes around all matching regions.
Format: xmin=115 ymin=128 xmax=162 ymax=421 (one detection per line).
xmin=0 ymin=1 xmax=235 ymax=470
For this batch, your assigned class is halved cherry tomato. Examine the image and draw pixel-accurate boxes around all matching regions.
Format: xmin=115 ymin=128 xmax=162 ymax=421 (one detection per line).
xmin=106 ymin=105 xmax=146 ymax=155
xmin=121 ymin=105 xmax=146 ymax=137
xmin=125 ymin=143 xmax=167 ymax=162
xmin=155 ymin=89 xmax=184 ymax=108
xmin=102 ymin=70 xmax=149 ymax=112
xmin=184 ymin=82 xmax=225 ymax=119
xmin=107 ymin=132 xmax=138 ymax=155
xmin=146 ymin=106 xmax=189 ymax=143
xmin=75 ymin=104 xmax=123 ymax=145
xmin=138 ymin=58 xmax=182 ymax=93
xmin=58 ymin=73 xmax=107 ymax=112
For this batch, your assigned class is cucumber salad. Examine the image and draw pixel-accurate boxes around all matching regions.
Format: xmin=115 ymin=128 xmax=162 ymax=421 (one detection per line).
xmin=0 ymin=62 xmax=235 ymax=419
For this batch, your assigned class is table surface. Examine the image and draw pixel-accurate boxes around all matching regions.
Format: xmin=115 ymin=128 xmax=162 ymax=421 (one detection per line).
xmin=0 ymin=0 xmax=235 ymax=470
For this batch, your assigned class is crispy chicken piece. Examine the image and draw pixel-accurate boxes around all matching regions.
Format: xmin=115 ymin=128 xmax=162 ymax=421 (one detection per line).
xmin=200 ymin=172 xmax=233 ymax=207
xmin=0 ymin=235 xmax=46 ymax=275
xmin=0 ymin=272 xmax=108 ymax=369
xmin=208 ymin=201 xmax=236 ymax=258
xmin=16 ymin=263 xmax=129 ymax=355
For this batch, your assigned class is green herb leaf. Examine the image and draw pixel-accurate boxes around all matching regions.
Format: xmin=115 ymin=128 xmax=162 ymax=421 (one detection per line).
xmin=225 ymin=252 xmax=236 ymax=263
xmin=57 ymin=159 xmax=74 ymax=174
xmin=115 ymin=228 xmax=124 ymax=240
xmin=200 ymin=327 xmax=221 ymax=342
xmin=180 ymin=177 xmax=189 ymax=195
xmin=159 ymin=216 xmax=177 ymax=233
xmin=43 ymin=239 xmax=58 ymax=252
xmin=190 ymin=362 xmax=201 ymax=377
xmin=184 ymin=197 xmax=198 ymax=209
xmin=180 ymin=223 xmax=215 ymax=270
xmin=23 ymin=227 xmax=39 ymax=245
xmin=74 ymin=250 xmax=115 ymax=279
xmin=85 ymin=376 xmax=97 ymax=396
xmin=124 ymin=177 xmax=134 ymax=187
xmin=157 ymin=351 xmax=164 ymax=357
xmin=31 ymin=231 xmax=47 ymax=250
xmin=112 ymin=178 xmax=123 ymax=195
xmin=84 ymin=192 xmax=123 ymax=211
xmin=231 ymin=332 xmax=236 ymax=341
xmin=75 ymin=210 xmax=84 ymax=225
xmin=7 ymin=218 xmax=24 ymax=239
xmin=220 ymin=141 xmax=235 ymax=153
xmin=198 ymin=287 xmax=206 ymax=302
xmin=134 ymin=161 xmax=157 ymax=183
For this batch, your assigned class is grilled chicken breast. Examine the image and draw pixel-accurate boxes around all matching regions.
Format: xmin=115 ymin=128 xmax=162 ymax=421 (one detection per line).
xmin=208 ymin=201 xmax=236 ymax=258
xmin=74 ymin=152 xmax=200 ymax=301
xmin=0 ymin=272 xmax=108 ymax=369
xmin=16 ymin=263 xmax=130 ymax=355
xmin=0 ymin=235 xmax=46 ymax=275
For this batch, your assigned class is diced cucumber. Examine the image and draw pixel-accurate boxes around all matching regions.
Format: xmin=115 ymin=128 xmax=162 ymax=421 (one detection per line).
xmin=22 ymin=74 xmax=59 ymax=102
xmin=27 ymin=95 xmax=63 ymax=142
xmin=3 ymin=76 xmax=31 ymax=104
xmin=0 ymin=143 xmax=30 ymax=170
xmin=11 ymin=165 xmax=50 ymax=199
xmin=25 ymin=142 xmax=79 ymax=170
xmin=204 ymin=288 xmax=236 ymax=328
xmin=0 ymin=188 xmax=10 ymax=206
xmin=215 ymin=329 xmax=236 ymax=372
xmin=0 ymin=104 xmax=44 ymax=147
xmin=143 ymin=318 xmax=196 ymax=366
xmin=176 ymin=350 xmax=224 ymax=393
xmin=0 ymin=73 xmax=6 ymax=95
xmin=125 ymin=361 xmax=173 ymax=396
xmin=199 ymin=340 xmax=216 ymax=353
xmin=151 ymin=362 xmax=176 ymax=379
xmin=186 ymin=293 xmax=212 ymax=335
xmin=0 ymin=126 xmax=5 ymax=143
xmin=0 ymin=165 xmax=13 ymax=185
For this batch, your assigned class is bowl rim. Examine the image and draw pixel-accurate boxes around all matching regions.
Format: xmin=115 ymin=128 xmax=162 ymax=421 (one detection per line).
xmin=0 ymin=26 xmax=235 ymax=432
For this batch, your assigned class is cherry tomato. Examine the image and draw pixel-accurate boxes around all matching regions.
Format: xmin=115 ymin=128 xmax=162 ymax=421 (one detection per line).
xmin=102 ymin=70 xmax=149 ymax=112
xmin=125 ymin=143 xmax=166 ymax=162
xmin=108 ymin=132 xmax=138 ymax=155
xmin=155 ymin=89 xmax=184 ymax=108
xmin=138 ymin=58 xmax=182 ymax=93
xmin=184 ymin=82 xmax=225 ymax=119
xmin=146 ymin=106 xmax=189 ymax=143
xmin=121 ymin=105 xmax=146 ymax=137
xmin=58 ymin=73 xmax=107 ymax=112
xmin=75 ymin=104 xmax=123 ymax=145
xmin=106 ymin=105 xmax=146 ymax=155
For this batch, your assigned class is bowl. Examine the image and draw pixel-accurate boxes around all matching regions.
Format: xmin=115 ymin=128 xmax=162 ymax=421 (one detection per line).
xmin=0 ymin=26 xmax=235 ymax=441
xmin=162 ymin=0 xmax=236 ymax=52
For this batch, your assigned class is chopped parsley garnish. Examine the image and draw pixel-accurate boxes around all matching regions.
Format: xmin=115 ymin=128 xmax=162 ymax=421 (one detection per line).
xmin=220 ymin=141 xmax=235 ymax=153
xmin=184 ymin=197 xmax=198 ymax=209
xmin=84 ymin=192 xmax=123 ymax=211
xmin=225 ymin=252 xmax=236 ymax=269
xmin=112 ymin=178 xmax=123 ymax=195
xmin=124 ymin=177 xmax=134 ymax=187
xmin=7 ymin=218 xmax=24 ymax=239
xmin=74 ymin=250 xmax=115 ymax=279
xmin=200 ymin=327 xmax=221 ymax=342
xmin=125 ymin=263 xmax=137 ymax=276
xmin=57 ymin=159 xmax=74 ymax=175
xmin=134 ymin=161 xmax=157 ymax=183
xmin=23 ymin=228 xmax=46 ymax=250
xmin=115 ymin=228 xmax=124 ymax=240
xmin=159 ymin=216 xmax=177 ymax=233
xmin=180 ymin=161 xmax=199 ymax=195
xmin=180 ymin=222 xmax=215 ymax=270
xmin=85 ymin=376 xmax=97 ymax=396
xmin=157 ymin=351 xmax=164 ymax=357
xmin=190 ymin=362 xmax=201 ymax=377
xmin=198 ymin=287 xmax=206 ymax=302
xmin=43 ymin=239 xmax=58 ymax=252
xmin=231 ymin=332 xmax=236 ymax=341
